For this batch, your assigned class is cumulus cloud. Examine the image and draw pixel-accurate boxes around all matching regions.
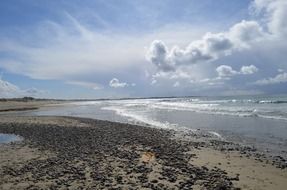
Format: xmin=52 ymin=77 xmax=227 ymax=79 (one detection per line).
xmin=240 ymin=65 xmax=259 ymax=74
xmin=253 ymin=0 xmax=287 ymax=36
xmin=229 ymin=20 xmax=264 ymax=47
xmin=146 ymin=20 xmax=264 ymax=73
xmin=151 ymin=63 xmax=258 ymax=88
xmin=146 ymin=0 xmax=287 ymax=86
xmin=255 ymin=72 xmax=287 ymax=85
xmin=182 ymin=64 xmax=259 ymax=87
xmin=146 ymin=0 xmax=287 ymax=93
xmin=146 ymin=40 xmax=175 ymax=72
xmin=216 ymin=65 xmax=238 ymax=77
xmin=109 ymin=78 xmax=128 ymax=88
xmin=216 ymin=64 xmax=258 ymax=77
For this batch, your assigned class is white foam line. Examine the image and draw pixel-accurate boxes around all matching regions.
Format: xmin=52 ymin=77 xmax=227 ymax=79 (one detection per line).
xmin=68 ymin=101 xmax=103 ymax=106
xmin=208 ymin=131 xmax=224 ymax=140
xmin=102 ymin=106 xmax=177 ymax=129
xmin=102 ymin=106 xmax=226 ymax=140
xmin=149 ymin=103 xmax=287 ymax=121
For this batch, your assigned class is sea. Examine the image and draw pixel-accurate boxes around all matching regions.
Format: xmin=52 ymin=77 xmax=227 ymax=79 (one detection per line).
xmin=25 ymin=95 xmax=287 ymax=157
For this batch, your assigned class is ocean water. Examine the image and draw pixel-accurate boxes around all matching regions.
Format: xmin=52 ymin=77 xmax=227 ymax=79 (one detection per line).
xmin=28 ymin=95 xmax=287 ymax=156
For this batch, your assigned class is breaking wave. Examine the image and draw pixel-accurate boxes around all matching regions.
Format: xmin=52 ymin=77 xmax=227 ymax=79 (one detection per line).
xmin=101 ymin=96 xmax=287 ymax=122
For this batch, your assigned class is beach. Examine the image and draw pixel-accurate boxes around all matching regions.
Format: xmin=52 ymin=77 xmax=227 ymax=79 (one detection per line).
xmin=1 ymin=111 xmax=287 ymax=189
xmin=1 ymin=0 xmax=287 ymax=189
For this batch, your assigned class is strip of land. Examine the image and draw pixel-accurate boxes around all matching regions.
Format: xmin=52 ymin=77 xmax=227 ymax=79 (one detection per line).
xmin=0 ymin=99 xmax=62 ymax=113
xmin=0 ymin=115 xmax=286 ymax=190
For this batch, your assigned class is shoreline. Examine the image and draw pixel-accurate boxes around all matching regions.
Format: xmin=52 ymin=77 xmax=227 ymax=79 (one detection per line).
xmin=0 ymin=116 xmax=286 ymax=189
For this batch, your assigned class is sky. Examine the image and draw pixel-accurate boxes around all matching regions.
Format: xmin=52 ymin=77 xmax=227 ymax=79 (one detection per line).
xmin=0 ymin=0 xmax=287 ymax=99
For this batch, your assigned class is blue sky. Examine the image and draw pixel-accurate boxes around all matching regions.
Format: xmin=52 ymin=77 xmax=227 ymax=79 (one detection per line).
xmin=0 ymin=0 xmax=286 ymax=98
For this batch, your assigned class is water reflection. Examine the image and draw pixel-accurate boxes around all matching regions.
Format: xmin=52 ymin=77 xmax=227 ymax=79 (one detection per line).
xmin=0 ymin=133 xmax=21 ymax=144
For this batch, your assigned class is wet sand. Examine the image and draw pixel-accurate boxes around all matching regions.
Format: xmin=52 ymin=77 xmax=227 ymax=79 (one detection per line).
xmin=0 ymin=116 xmax=286 ymax=189
xmin=192 ymin=148 xmax=287 ymax=190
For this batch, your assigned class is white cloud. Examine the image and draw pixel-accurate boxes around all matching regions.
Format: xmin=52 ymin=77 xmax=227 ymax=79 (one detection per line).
xmin=109 ymin=78 xmax=128 ymax=88
xmin=255 ymin=72 xmax=287 ymax=85
xmin=229 ymin=20 xmax=264 ymax=47
xmin=146 ymin=20 xmax=264 ymax=73
xmin=216 ymin=64 xmax=258 ymax=78
xmin=152 ymin=63 xmax=258 ymax=88
xmin=146 ymin=40 xmax=175 ymax=72
xmin=253 ymin=0 xmax=287 ymax=37
xmin=240 ymin=65 xmax=259 ymax=74
xmin=216 ymin=65 xmax=238 ymax=77
xmin=145 ymin=0 xmax=287 ymax=93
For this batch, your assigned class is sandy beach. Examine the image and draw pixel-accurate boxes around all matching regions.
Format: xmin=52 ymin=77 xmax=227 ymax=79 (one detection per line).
xmin=0 ymin=113 xmax=286 ymax=190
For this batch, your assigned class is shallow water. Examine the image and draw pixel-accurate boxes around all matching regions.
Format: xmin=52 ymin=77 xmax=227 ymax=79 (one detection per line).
xmin=0 ymin=133 xmax=21 ymax=144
